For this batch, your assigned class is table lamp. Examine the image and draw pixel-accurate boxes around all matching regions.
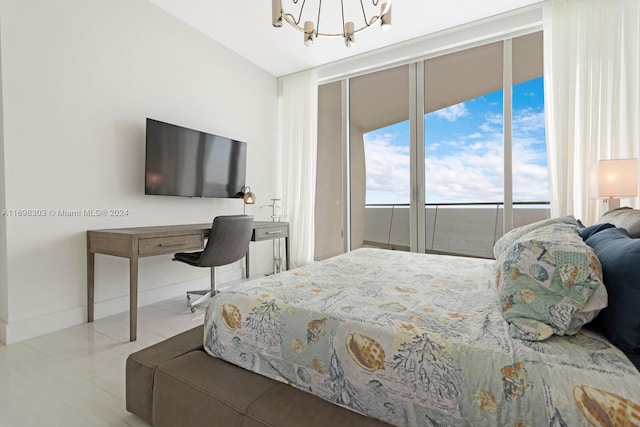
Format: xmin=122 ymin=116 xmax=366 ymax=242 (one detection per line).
xmin=590 ymin=158 xmax=638 ymax=210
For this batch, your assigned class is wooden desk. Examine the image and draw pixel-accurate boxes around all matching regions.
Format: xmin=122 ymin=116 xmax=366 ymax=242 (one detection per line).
xmin=87 ymin=221 xmax=289 ymax=341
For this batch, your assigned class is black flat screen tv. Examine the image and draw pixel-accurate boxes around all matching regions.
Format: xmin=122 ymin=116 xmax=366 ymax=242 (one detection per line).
xmin=145 ymin=118 xmax=247 ymax=198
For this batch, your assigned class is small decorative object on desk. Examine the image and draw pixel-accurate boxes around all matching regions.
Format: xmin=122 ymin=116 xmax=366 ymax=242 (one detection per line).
xmin=263 ymin=198 xmax=287 ymax=274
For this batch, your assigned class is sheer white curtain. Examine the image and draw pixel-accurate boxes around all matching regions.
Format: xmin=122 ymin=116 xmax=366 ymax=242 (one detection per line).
xmin=279 ymin=69 xmax=318 ymax=267
xmin=544 ymin=0 xmax=640 ymax=225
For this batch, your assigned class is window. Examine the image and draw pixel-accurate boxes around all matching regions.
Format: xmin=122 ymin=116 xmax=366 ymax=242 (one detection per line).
xmin=315 ymin=32 xmax=548 ymax=259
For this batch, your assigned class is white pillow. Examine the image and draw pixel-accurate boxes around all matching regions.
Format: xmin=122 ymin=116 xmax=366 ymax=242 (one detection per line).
xmin=598 ymin=208 xmax=640 ymax=238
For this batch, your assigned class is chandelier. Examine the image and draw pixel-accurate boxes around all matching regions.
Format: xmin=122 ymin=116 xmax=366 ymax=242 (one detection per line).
xmin=272 ymin=0 xmax=393 ymax=47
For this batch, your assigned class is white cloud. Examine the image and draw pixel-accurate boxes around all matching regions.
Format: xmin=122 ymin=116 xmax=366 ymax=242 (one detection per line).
xmin=424 ymin=137 xmax=505 ymax=203
xmin=511 ymin=109 xmax=549 ymax=201
xmin=513 ymin=109 xmax=545 ymax=142
xmin=479 ymin=112 xmax=503 ymax=133
xmin=364 ymin=132 xmax=548 ymax=205
xmin=363 ymin=103 xmax=549 ymax=205
xmin=468 ymin=142 xmax=486 ymax=151
xmin=432 ymin=103 xmax=468 ymax=122
xmin=363 ymin=133 xmax=411 ymax=204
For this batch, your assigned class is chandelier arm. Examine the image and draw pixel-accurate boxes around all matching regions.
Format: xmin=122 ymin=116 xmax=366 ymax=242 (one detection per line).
xmin=282 ymin=0 xmax=306 ymax=26
xmin=359 ymin=0 xmax=370 ymax=28
xmin=370 ymin=0 xmax=390 ymax=8
xmin=340 ymin=0 xmax=345 ymax=36
xmin=283 ymin=13 xmax=303 ymax=28
xmin=316 ymin=0 xmax=322 ymax=35
xmin=374 ymin=0 xmax=392 ymax=15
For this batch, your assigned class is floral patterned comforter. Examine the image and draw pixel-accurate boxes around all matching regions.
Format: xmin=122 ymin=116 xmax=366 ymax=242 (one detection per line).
xmin=203 ymin=248 xmax=640 ymax=426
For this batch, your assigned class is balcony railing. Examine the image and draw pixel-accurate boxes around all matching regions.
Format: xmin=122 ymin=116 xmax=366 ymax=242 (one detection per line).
xmin=363 ymin=201 xmax=551 ymax=259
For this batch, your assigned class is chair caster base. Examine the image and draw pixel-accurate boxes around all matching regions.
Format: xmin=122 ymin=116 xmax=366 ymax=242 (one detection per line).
xmin=186 ymin=290 xmax=215 ymax=313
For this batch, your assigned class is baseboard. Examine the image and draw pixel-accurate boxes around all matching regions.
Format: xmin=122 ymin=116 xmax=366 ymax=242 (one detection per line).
xmin=92 ymin=266 xmax=258 ymax=320
xmin=0 ymin=320 xmax=7 ymax=345
xmin=2 ymin=305 xmax=85 ymax=345
xmin=0 ymin=264 xmax=275 ymax=345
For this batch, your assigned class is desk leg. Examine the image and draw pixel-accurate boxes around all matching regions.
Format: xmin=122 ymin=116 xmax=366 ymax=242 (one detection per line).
xmin=87 ymin=251 xmax=95 ymax=322
xmin=130 ymin=257 xmax=138 ymax=341
xmin=285 ymin=237 xmax=290 ymax=271
xmin=245 ymin=250 xmax=250 ymax=278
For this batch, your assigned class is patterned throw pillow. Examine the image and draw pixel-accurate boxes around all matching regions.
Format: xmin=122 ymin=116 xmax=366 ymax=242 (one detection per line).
xmin=496 ymin=222 xmax=606 ymax=341
xmin=493 ymin=215 xmax=581 ymax=260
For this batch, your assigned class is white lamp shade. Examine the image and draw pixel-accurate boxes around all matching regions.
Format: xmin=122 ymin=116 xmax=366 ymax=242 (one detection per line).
xmin=590 ymin=158 xmax=639 ymax=198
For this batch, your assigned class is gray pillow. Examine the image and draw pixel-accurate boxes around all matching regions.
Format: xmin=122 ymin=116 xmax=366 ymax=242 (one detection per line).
xmin=598 ymin=207 xmax=640 ymax=238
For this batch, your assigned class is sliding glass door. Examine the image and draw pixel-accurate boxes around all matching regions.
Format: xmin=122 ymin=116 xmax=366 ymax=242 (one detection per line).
xmin=315 ymin=32 xmax=549 ymax=260
xmin=423 ymin=41 xmax=505 ymax=258
xmin=511 ymin=33 xmax=550 ymax=230
xmin=349 ymin=65 xmax=410 ymax=251
xmin=421 ymin=33 xmax=548 ymax=258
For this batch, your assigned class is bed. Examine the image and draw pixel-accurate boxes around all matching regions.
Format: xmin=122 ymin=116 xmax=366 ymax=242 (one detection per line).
xmin=203 ymin=212 xmax=640 ymax=427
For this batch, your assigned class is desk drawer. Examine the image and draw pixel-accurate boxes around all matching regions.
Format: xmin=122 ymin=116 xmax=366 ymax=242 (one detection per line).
xmin=138 ymin=234 xmax=203 ymax=256
xmin=254 ymin=225 xmax=288 ymax=241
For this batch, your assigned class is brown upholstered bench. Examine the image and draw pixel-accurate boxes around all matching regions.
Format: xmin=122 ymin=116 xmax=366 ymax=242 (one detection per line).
xmin=126 ymin=325 xmax=390 ymax=426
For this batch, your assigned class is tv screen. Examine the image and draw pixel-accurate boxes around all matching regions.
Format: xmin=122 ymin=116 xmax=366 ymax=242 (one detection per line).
xmin=145 ymin=119 xmax=247 ymax=198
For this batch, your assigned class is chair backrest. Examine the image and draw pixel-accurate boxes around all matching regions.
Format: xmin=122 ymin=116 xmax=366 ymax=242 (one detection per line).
xmin=197 ymin=215 xmax=254 ymax=267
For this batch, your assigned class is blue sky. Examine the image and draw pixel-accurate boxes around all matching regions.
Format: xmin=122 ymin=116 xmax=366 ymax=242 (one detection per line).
xmin=363 ymin=77 xmax=548 ymax=205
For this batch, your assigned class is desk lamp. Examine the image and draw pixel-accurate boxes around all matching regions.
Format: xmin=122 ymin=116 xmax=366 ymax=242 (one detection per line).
xmin=238 ymin=186 xmax=256 ymax=214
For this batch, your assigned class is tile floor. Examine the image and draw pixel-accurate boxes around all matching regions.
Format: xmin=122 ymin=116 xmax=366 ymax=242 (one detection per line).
xmin=0 ymin=297 xmax=203 ymax=427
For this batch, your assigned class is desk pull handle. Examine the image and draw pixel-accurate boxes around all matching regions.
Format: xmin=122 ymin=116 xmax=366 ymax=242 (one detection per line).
xmin=265 ymin=231 xmax=282 ymax=235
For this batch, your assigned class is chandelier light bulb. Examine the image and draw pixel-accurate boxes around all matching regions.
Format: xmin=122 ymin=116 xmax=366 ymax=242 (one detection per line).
xmin=272 ymin=0 xmax=283 ymax=27
xmin=380 ymin=2 xmax=392 ymax=31
xmin=304 ymin=21 xmax=315 ymax=46
xmin=344 ymin=21 xmax=355 ymax=47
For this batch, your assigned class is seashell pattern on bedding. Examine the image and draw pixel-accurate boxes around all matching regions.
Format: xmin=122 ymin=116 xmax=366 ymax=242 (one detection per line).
xmin=203 ymin=248 xmax=640 ymax=426
xmin=573 ymin=385 xmax=640 ymax=427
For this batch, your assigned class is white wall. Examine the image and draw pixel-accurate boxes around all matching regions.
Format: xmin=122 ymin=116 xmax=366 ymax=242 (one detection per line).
xmin=0 ymin=25 xmax=7 ymax=340
xmin=0 ymin=0 xmax=279 ymax=344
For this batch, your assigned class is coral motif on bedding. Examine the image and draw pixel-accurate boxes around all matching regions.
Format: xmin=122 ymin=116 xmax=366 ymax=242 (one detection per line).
xmin=325 ymin=349 xmax=366 ymax=412
xmin=392 ymin=332 xmax=460 ymax=413
xmin=245 ymin=299 xmax=282 ymax=348
xmin=203 ymin=248 xmax=640 ymax=427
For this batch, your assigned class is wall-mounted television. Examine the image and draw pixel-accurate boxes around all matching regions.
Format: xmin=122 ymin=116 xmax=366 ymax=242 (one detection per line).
xmin=145 ymin=118 xmax=247 ymax=198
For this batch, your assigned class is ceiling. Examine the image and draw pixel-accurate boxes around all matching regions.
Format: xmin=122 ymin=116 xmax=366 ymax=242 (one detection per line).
xmin=147 ymin=0 xmax=545 ymax=77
